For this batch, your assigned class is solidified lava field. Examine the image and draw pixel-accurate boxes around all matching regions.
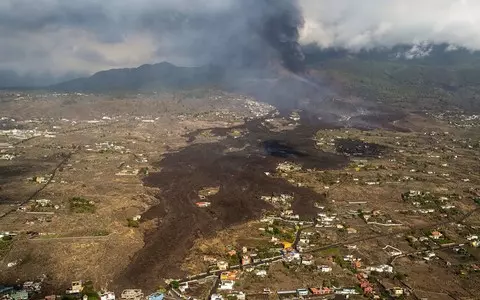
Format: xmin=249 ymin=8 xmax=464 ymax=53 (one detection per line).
xmin=114 ymin=119 xmax=349 ymax=290
xmin=335 ymin=138 xmax=388 ymax=157
xmin=262 ymin=140 xmax=307 ymax=158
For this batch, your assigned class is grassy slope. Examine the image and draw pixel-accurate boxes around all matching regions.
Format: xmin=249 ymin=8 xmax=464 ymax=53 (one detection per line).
xmin=308 ymin=57 xmax=480 ymax=112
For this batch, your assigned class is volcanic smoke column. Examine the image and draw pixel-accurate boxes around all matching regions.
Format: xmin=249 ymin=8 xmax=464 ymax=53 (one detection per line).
xmin=236 ymin=0 xmax=306 ymax=73
xmin=261 ymin=0 xmax=305 ymax=73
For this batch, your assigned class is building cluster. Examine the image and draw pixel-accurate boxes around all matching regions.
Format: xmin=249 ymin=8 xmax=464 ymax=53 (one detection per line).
xmin=243 ymin=99 xmax=276 ymax=118
xmin=401 ymin=190 xmax=463 ymax=216
xmin=296 ymin=231 xmax=315 ymax=252
xmin=360 ymin=210 xmax=402 ymax=227
xmin=315 ymin=212 xmax=338 ymax=228
xmin=0 ymin=129 xmax=57 ymax=140
xmin=86 ymin=142 xmax=129 ymax=154
xmin=0 ymin=281 xmax=165 ymax=300
xmin=260 ymin=194 xmax=293 ymax=209
xmin=17 ymin=199 xmax=60 ymax=213
xmin=0 ymin=278 xmax=44 ymax=300
xmin=276 ymin=162 xmax=301 ymax=173
xmin=29 ymin=175 xmax=53 ymax=184
xmin=0 ymin=154 xmax=15 ymax=160
xmin=0 ymin=232 xmax=17 ymax=240
xmin=260 ymin=194 xmax=300 ymax=221
xmin=115 ymin=166 xmax=140 ymax=176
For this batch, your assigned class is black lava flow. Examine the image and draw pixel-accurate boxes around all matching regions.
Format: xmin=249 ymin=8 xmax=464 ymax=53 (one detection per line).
xmin=262 ymin=139 xmax=307 ymax=158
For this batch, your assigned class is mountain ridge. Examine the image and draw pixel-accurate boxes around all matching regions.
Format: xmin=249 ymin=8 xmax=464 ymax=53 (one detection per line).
xmin=50 ymin=62 xmax=223 ymax=92
xmin=31 ymin=44 xmax=480 ymax=112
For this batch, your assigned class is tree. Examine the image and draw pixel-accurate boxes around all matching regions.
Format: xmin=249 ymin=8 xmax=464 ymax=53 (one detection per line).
xmin=127 ymin=218 xmax=140 ymax=228
xmin=272 ymin=227 xmax=281 ymax=235
xmin=170 ymin=281 xmax=180 ymax=289
xmin=394 ymin=272 xmax=407 ymax=281
xmin=1 ymin=235 xmax=12 ymax=241
xmin=82 ymin=281 xmax=100 ymax=300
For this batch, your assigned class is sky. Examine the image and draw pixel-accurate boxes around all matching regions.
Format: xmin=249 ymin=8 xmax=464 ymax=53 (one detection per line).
xmin=2 ymin=0 xmax=480 ymax=78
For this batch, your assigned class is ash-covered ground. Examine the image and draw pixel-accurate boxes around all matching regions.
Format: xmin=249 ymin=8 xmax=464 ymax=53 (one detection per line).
xmin=115 ymin=114 xmax=397 ymax=289
xmin=0 ymin=89 xmax=410 ymax=292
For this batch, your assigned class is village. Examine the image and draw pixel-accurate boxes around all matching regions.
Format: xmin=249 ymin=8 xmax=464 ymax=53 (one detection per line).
xmin=0 ymin=92 xmax=479 ymax=300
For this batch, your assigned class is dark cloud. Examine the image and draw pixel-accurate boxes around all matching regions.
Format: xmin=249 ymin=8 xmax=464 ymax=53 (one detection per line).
xmin=1 ymin=0 xmax=479 ymax=80
xmin=0 ymin=1 xmax=105 ymax=31
xmin=0 ymin=45 xmax=27 ymax=63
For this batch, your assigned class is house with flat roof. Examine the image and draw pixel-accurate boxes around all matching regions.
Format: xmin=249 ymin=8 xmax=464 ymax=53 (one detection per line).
xmin=10 ymin=290 xmax=28 ymax=300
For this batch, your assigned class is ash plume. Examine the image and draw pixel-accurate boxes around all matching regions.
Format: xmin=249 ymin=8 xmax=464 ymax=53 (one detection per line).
xmin=184 ymin=0 xmax=306 ymax=73
xmin=254 ymin=0 xmax=306 ymax=73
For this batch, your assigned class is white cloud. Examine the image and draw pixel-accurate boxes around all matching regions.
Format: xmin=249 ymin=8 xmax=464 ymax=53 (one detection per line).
xmin=299 ymin=0 xmax=480 ymax=50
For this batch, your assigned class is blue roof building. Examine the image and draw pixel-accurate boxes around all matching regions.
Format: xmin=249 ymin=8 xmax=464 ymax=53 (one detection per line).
xmin=147 ymin=293 xmax=164 ymax=300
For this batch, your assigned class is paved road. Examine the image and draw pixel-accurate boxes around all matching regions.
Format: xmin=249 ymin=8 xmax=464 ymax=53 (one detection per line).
xmin=206 ymin=275 xmax=220 ymax=299
xmin=293 ymin=222 xmax=316 ymax=251
xmin=305 ymin=207 xmax=480 ymax=254
xmin=178 ymin=255 xmax=283 ymax=285
xmin=175 ymin=207 xmax=480 ymax=292
xmin=28 ymin=235 xmax=111 ymax=242
xmin=388 ymin=241 xmax=465 ymax=265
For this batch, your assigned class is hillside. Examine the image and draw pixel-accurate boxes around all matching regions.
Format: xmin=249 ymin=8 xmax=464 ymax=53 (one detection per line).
xmin=49 ymin=45 xmax=480 ymax=113
xmin=51 ymin=62 xmax=223 ymax=92
xmin=305 ymin=45 xmax=480 ymax=112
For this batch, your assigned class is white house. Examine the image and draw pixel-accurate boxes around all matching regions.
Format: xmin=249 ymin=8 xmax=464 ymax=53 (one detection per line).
xmin=467 ymin=235 xmax=478 ymax=241
xmin=217 ymin=261 xmax=229 ymax=270
xmin=319 ymin=265 xmax=332 ymax=273
xmin=296 ymin=289 xmax=309 ymax=297
xmin=211 ymin=294 xmax=223 ymax=300
xmin=219 ymin=281 xmax=235 ymax=291
xmin=100 ymin=292 xmax=115 ymax=300
xmin=301 ymin=254 xmax=314 ymax=266
xmin=367 ymin=264 xmax=393 ymax=273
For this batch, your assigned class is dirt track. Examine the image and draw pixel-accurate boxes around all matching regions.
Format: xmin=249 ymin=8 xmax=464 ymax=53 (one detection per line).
xmin=114 ymin=119 xmax=349 ymax=291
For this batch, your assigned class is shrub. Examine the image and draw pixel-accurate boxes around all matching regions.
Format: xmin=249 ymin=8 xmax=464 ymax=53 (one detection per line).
xmin=69 ymin=197 xmax=96 ymax=213
xmin=394 ymin=272 xmax=407 ymax=280
xmin=92 ymin=230 xmax=109 ymax=236
xmin=82 ymin=281 xmax=100 ymax=300
xmin=127 ymin=218 xmax=140 ymax=228
xmin=170 ymin=281 xmax=180 ymax=289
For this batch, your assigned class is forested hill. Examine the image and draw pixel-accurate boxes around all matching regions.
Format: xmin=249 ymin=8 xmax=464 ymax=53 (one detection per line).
xmin=305 ymin=44 xmax=480 ymax=112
